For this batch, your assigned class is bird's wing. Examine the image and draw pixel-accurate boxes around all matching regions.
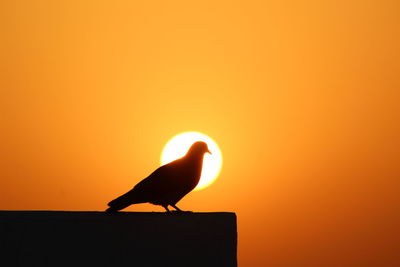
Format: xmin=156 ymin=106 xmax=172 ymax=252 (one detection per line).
xmin=130 ymin=159 xmax=184 ymax=202
xmin=134 ymin=165 xmax=169 ymax=190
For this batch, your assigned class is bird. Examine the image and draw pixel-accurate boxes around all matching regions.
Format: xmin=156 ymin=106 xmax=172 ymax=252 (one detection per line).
xmin=106 ymin=141 xmax=211 ymax=213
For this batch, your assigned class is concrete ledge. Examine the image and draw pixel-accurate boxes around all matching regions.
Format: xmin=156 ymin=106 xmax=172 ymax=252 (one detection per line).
xmin=0 ymin=211 xmax=237 ymax=267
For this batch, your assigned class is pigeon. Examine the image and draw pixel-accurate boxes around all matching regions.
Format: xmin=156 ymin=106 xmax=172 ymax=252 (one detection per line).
xmin=106 ymin=141 xmax=211 ymax=213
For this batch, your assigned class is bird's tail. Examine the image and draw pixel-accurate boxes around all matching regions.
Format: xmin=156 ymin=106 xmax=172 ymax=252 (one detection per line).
xmin=106 ymin=191 xmax=136 ymax=213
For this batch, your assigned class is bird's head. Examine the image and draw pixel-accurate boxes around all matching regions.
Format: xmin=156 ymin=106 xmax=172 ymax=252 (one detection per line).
xmin=187 ymin=141 xmax=211 ymax=156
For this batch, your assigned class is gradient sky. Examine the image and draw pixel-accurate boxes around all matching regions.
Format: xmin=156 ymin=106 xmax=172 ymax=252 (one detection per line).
xmin=1 ymin=1 xmax=399 ymax=266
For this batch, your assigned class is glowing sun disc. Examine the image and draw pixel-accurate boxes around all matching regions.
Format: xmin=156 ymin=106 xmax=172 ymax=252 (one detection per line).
xmin=161 ymin=132 xmax=222 ymax=191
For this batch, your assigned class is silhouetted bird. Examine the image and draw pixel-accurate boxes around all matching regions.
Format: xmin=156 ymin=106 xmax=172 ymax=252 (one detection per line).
xmin=106 ymin=141 xmax=211 ymax=213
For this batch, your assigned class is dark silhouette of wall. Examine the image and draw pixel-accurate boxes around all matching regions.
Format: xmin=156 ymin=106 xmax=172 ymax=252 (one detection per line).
xmin=0 ymin=211 xmax=237 ymax=267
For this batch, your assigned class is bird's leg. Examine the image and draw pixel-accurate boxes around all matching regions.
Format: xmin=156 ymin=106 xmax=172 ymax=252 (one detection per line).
xmin=171 ymin=204 xmax=182 ymax=212
xmin=171 ymin=204 xmax=192 ymax=213
xmin=162 ymin=205 xmax=171 ymax=214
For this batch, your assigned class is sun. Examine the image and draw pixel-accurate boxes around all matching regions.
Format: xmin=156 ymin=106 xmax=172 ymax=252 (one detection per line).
xmin=161 ymin=132 xmax=222 ymax=191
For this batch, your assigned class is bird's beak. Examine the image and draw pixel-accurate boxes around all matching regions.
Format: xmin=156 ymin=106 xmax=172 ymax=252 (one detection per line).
xmin=207 ymin=149 xmax=212 ymax=155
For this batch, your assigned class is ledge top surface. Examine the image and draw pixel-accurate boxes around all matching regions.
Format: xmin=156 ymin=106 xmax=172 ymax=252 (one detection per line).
xmin=0 ymin=210 xmax=236 ymax=218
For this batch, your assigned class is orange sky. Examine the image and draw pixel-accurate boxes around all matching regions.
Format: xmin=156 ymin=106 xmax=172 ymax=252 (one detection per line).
xmin=1 ymin=1 xmax=399 ymax=266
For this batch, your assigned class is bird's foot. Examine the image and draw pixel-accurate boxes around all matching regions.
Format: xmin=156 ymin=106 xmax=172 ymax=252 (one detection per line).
xmin=171 ymin=210 xmax=193 ymax=214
